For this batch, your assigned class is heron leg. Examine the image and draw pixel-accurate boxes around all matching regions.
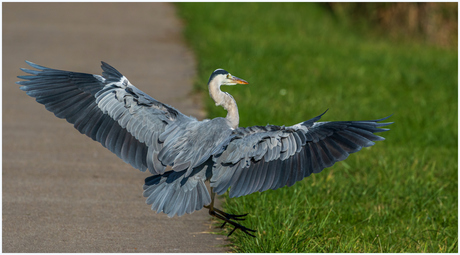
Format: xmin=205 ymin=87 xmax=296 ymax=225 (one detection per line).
xmin=204 ymin=188 xmax=256 ymax=237
xmin=213 ymin=207 xmax=248 ymax=221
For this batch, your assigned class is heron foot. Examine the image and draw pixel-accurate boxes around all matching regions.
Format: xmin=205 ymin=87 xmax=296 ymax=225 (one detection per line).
xmin=205 ymin=206 xmax=256 ymax=237
xmin=213 ymin=207 xmax=248 ymax=222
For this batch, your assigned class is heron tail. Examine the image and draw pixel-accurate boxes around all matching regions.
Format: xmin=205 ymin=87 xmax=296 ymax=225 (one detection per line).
xmin=142 ymin=161 xmax=212 ymax=217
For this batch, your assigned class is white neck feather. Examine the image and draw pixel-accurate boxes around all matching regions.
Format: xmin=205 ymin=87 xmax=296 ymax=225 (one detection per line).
xmin=208 ymin=78 xmax=239 ymax=129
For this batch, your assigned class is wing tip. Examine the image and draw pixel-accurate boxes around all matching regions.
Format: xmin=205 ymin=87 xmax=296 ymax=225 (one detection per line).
xmin=374 ymin=114 xmax=394 ymax=123
xmin=100 ymin=61 xmax=110 ymax=68
xmin=23 ymin=60 xmax=48 ymax=70
xmin=100 ymin=61 xmax=124 ymax=79
xmin=301 ymin=109 xmax=329 ymax=127
xmin=372 ymin=114 xmax=394 ymax=131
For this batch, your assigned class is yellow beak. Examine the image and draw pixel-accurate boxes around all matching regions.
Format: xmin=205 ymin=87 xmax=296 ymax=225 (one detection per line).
xmin=231 ymin=75 xmax=249 ymax=85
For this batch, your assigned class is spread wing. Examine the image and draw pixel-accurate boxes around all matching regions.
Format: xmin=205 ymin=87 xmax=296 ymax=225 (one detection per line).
xmin=17 ymin=61 xmax=197 ymax=175
xmin=211 ymin=111 xmax=392 ymax=197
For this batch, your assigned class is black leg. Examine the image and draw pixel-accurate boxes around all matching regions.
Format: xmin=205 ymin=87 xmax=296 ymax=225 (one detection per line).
xmin=205 ymin=188 xmax=256 ymax=237
xmin=206 ymin=206 xmax=256 ymax=237
xmin=213 ymin=207 xmax=248 ymax=221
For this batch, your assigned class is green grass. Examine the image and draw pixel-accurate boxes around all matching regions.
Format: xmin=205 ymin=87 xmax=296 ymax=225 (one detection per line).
xmin=176 ymin=3 xmax=458 ymax=252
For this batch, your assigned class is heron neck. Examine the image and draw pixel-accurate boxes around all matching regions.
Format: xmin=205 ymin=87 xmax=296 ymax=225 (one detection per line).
xmin=209 ymin=81 xmax=239 ymax=129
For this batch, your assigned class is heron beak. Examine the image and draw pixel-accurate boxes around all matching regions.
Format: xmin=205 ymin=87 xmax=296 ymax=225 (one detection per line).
xmin=231 ymin=75 xmax=249 ymax=85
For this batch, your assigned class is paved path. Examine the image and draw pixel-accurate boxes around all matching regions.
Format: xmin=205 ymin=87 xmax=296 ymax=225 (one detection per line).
xmin=3 ymin=3 xmax=228 ymax=252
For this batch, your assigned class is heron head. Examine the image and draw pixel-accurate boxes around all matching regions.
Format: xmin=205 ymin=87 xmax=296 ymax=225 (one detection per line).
xmin=208 ymin=69 xmax=249 ymax=86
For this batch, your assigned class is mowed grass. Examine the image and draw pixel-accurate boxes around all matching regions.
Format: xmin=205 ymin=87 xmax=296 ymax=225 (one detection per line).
xmin=176 ymin=3 xmax=457 ymax=252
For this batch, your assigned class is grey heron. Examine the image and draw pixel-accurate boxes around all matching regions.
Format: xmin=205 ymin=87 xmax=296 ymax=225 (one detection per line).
xmin=17 ymin=61 xmax=391 ymax=237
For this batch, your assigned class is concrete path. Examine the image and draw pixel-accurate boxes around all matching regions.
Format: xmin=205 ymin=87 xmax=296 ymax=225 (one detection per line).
xmin=3 ymin=3 xmax=229 ymax=252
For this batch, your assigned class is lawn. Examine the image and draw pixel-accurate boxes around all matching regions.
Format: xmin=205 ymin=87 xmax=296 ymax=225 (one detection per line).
xmin=176 ymin=3 xmax=457 ymax=252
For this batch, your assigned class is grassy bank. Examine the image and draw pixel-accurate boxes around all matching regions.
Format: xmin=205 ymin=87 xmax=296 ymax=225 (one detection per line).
xmin=176 ymin=3 xmax=457 ymax=252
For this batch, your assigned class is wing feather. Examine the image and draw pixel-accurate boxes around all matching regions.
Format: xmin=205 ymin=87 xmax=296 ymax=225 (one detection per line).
xmin=283 ymin=155 xmax=295 ymax=187
xmin=247 ymin=160 xmax=264 ymax=195
xmin=211 ymin=112 xmax=392 ymax=197
xmin=255 ymin=160 xmax=269 ymax=192
xmin=259 ymin=159 xmax=276 ymax=192
xmin=17 ymin=61 xmax=196 ymax=174
xmin=307 ymin=142 xmax=322 ymax=173
xmin=317 ymin=140 xmax=335 ymax=167
xmin=230 ymin=159 xmax=256 ymax=198
xmin=302 ymin=144 xmax=313 ymax=178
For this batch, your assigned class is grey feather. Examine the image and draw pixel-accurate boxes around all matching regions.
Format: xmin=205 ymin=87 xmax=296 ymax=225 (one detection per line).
xmin=18 ymin=61 xmax=392 ymax=220
xmin=211 ymin=113 xmax=391 ymax=198
xmin=17 ymin=61 xmax=203 ymax=176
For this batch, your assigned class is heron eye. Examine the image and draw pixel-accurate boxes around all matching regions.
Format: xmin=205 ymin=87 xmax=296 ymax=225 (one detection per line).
xmin=227 ymin=74 xmax=231 ymax=79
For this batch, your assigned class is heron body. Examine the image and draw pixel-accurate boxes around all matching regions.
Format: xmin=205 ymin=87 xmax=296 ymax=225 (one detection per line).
xmin=18 ymin=61 xmax=392 ymax=237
